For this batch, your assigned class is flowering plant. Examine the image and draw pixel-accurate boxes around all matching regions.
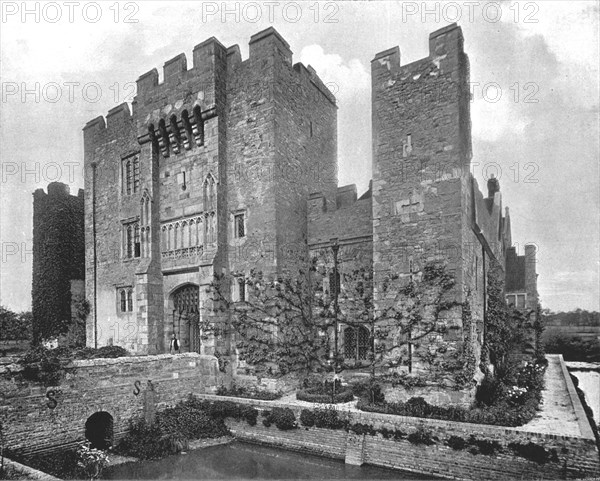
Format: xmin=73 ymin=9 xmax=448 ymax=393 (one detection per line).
xmin=507 ymin=385 xmax=528 ymax=404
xmin=76 ymin=443 xmax=109 ymax=480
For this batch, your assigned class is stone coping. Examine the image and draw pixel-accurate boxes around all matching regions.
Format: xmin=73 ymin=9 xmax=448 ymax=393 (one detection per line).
xmin=0 ymin=352 xmax=216 ymax=373
xmin=72 ymin=352 xmax=216 ymax=367
xmin=197 ymin=391 xmax=595 ymax=444
xmin=559 ymin=354 xmax=596 ymax=440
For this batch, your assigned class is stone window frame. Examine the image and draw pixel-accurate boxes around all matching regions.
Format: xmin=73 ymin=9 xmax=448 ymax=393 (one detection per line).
xmin=121 ymin=152 xmax=140 ymax=196
xmin=343 ymin=325 xmax=371 ymax=361
xmin=117 ymin=286 xmax=134 ymax=314
xmin=506 ymin=293 xmax=527 ymax=309
xmin=121 ymin=217 xmax=141 ymax=260
xmin=232 ymin=274 xmax=246 ymax=303
xmin=232 ymin=209 xmax=247 ymax=241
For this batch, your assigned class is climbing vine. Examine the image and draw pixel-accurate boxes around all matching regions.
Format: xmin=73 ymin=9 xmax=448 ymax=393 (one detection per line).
xmin=32 ymin=188 xmax=85 ymax=344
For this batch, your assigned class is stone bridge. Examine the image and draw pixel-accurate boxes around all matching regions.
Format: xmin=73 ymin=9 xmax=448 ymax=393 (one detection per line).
xmin=0 ymin=353 xmax=220 ymax=457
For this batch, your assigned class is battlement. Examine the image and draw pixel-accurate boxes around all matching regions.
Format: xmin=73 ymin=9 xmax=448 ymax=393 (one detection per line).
xmin=135 ymin=37 xmax=226 ymax=100
xmin=83 ymin=28 xmax=336 ymax=155
xmin=82 ymin=103 xmax=132 ymax=135
xmin=372 ymin=23 xmax=463 ymax=77
xmin=33 ymin=182 xmax=84 ymax=200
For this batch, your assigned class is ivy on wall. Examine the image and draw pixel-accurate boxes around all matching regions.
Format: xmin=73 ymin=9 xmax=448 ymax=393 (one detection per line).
xmin=32 ymin=187 xmax=85 ymax=344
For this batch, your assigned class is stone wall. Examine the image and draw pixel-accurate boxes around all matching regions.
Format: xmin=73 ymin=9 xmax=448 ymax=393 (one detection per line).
xmin=0 ymin=353 xmax=220 ymax=457
xmin=198 ymin=393 xmax=599 ymax=480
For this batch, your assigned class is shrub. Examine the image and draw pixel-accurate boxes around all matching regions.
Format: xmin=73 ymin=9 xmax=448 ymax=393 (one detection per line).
xmin=357 ymin=387 xmax=543 ymax=428
xmin=215 ymin=383 xmax=282 ymax=401
xmin=313 ymin=406 xmax=346 ymax=430
xmin=296 ymin=388 xmax=354 ymax=404
xmin=508 ymin=442 xmax=559 ymax=464
xmin=116 ymin=398 xmax=230 ymax=460
xmin=407 ymin=425 xmax=436 ymax=446
xmin=262 ymin=407 xmax=296 ymax=430
xmin=350 ymin=379 xmax=385 ymax=403
xmin=349 ymin=423 xmax=377 ymax=436
xmin=447 ymin=435 xmax=467 ymax=450
xmin=300 ymin=409 xmax=315 ymax=427
xmin=476 ymin=375 xmax=506 ymax=406
xmin=468 ymin=436 xmax=502 ymax=455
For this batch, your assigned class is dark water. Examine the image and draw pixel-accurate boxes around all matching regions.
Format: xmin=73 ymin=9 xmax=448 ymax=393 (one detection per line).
xmin=104 ymin=441 xmax=435 ymax=480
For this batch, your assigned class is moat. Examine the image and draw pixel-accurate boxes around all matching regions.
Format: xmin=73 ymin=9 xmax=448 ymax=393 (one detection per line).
xmin=104 ymin=441 xmax=433 ymax=480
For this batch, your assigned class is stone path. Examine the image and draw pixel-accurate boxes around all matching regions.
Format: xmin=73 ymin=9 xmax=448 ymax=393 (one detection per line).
xmin=516 ymin=354 xmax=581 ymax=437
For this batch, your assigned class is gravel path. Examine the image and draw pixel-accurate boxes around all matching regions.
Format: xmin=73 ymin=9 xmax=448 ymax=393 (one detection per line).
xmin=516 ymin=354 xmax=581 ymax=437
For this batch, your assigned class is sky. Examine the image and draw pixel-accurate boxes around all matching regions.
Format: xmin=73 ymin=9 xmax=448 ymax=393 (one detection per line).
xmin=0 ymin=1 xmax=598 ymax=313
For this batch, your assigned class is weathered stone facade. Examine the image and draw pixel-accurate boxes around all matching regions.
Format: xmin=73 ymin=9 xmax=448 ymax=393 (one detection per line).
xmin=83 ymin=25 xmax=535 ymax=395
xmin=84 ymin=27 xmax=336 ymax=355
xmin=32 ymin=182 xmax=85 ymax=344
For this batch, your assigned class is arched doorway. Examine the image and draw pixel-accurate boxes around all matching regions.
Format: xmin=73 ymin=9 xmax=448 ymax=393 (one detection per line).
xmin=172 ymin=284 xmax=201 ymax=353
xmin=85 ymin=412 xmax=113 ymax=450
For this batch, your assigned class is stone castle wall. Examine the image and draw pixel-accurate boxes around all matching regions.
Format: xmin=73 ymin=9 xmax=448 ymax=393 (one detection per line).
xmin=196 ymin=388 xmax=599 ymax=480
xmin=0 ymin=353 xmax=220 ymax=457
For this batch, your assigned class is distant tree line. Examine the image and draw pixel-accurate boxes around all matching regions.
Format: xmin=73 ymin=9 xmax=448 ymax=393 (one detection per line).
xmin=0 ymin=306 xmax=32 ymax=341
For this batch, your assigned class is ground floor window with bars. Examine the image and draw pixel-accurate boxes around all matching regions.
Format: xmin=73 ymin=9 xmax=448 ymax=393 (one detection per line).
xmin=343 ymin=325 xmax=371 ymax=360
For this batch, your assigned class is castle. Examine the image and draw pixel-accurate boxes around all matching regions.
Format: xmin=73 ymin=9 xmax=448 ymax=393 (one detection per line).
xmin=82 ymin=24 xmax=538 ymax=395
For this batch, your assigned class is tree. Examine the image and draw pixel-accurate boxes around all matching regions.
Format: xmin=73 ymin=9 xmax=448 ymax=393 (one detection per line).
xmin=207 ymin=266 xmax=333 ymax=377
xmin=0 ymin=306 xmax=33 ymax=341
xmin=207 ymin=259 xmax=472 ymax=388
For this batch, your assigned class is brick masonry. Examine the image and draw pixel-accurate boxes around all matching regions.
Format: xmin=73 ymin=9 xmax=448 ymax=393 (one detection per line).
xmin=0 ymin=353 xmax=219 ymax=457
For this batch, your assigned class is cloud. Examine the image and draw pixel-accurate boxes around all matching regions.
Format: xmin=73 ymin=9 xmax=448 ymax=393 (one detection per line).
xmin=299 ymin=45 xmax=370 ymax=102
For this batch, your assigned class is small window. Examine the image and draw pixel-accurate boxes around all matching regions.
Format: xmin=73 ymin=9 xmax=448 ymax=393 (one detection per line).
xmin=124 ymin=221 xmax=141 ymax=259
xmin=506 ymin=295 xmax=516 ymax=307
xmin=127 ymin=289 xmax=133 ymax=311
xmin=122 ymin=155 xmax=140 ymax=195
xmin=238 ymin=277 xmax=246 ymax=302
xmin=120 ymin=290 xmax=127 ymax=312
xmin=233 ymin=276 xmax=245 ymax=302
xmin=516 ymin=294 xmax=526 ymax=309
xmin=118 ymin=287 xmax=133 ymax=313
xmin=234 ymin=213 xmax=245 ymax=238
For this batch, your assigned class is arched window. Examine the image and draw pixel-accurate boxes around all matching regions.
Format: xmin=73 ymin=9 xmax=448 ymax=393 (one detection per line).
xmin=209 ymin=214 xmax=215 ymax=243
xmin=344 ymin=326 xmax=371 ymax=360
xmin=127 ymin=289 xmax=133 ymax=312
xmin=126 ymin=225 xmax=133 ymax=258
xmin=203 ymin=175 xmax=216 ymax=212
xmin=182 ymin=221 xmax=189 ymax=248
xmin=120 ymin=289 xmax=126 ymax=312
xmin=134 ymin=224 xmax=140 ymax=258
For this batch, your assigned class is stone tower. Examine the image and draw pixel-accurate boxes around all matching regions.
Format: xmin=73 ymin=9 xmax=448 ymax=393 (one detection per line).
xmin=32 ymin=182 xmax=85 ymax=344
xmin=83 ymin=28 xmax=337 ymax=355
